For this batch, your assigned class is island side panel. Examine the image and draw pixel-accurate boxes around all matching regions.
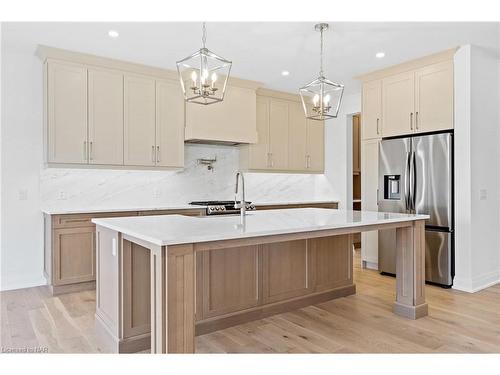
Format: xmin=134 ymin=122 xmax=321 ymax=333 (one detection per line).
xmin=150 ymin=244 xmax=166 ymax=353
xmin=394 ymin=219 xmax=428 ymax=319
xmin=94 ymin=225 xmax=121 ymax=352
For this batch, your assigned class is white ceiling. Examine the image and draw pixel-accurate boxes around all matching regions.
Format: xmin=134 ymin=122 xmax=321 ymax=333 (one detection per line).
xmin=3 ymin=22 xmax=500 ymax=94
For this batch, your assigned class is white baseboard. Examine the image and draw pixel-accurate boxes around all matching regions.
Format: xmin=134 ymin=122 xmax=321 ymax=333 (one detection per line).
xmin=453 ymin=269 xmax=500 ymax=293
xmin=0 ymin=276 xmax=47 ymax=292
xmin=362 ymin=260 xmax=379 ymax=270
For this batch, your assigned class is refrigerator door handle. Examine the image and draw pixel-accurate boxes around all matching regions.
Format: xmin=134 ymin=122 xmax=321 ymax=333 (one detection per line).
xmin=404 ymin=151 xmax=410 ymax=211
xmin=410 ymin=151 xmax=417 ymax=211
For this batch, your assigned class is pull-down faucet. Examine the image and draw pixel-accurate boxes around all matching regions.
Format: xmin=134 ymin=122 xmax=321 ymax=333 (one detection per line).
xmin=234 ymin=171 xmax=246 ymax=220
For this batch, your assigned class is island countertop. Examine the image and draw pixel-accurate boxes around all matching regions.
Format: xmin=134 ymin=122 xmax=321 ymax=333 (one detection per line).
xmin=92 ymin=208 xmax=429 ymax=246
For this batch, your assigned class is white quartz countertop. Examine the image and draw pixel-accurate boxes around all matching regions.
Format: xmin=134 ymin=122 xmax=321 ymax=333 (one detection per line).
xmin=92 ymin=208 xmax=429 ymax=246
xmin=40 ymin=200 xmax=338 ymax=215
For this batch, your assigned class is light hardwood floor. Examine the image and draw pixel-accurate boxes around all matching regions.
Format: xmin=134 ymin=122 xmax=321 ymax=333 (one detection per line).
xmin=1 ymin=250 xmax=499 ymax=353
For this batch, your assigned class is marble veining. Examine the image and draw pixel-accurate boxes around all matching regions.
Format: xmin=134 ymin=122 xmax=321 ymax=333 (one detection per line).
xmin=93 ymin=208 xmax=430 ymax=246
xmin=40 ymin=144 xmax=339 ymax=213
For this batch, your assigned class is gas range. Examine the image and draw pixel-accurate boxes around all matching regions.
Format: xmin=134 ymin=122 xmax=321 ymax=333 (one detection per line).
xmin=189 ymin=200 xmax=256 ymax=215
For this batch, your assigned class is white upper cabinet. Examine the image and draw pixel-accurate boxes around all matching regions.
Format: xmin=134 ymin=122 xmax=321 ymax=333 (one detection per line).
xmin=47 ymin=60 xmax=88 ymax=164
xmin=414 ymin=60 xmax=454 ymax=133
xmin=88 ymin=67 xmax=124 ymax=165
xmin=123 ymin=74 xmax=156 ymax=166
xmin=306 ymin=119 xmax=325 ymax=172
xmin=268 ymin=98 xmax=289 ymax=170
xmin=382 ymin=71 xmax=415 ymax=138
xmin=361 ymin=80 xmax=382 ymax=140
xmin=288 ymin=102 xmax=308 ymax=170
xmin=155 ymin=80 xmax=185 ymax=168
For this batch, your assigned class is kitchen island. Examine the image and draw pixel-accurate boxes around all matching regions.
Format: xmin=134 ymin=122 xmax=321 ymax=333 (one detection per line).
xmin=93 ymin=208 xmax=429 ymax=353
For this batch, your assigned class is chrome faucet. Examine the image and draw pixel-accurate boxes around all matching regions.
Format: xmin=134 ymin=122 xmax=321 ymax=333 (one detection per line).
xmin=234 ymin=171 xmax=246 ymax=219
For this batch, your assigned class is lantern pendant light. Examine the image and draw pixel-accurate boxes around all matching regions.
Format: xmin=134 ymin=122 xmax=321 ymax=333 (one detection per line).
xmin=176 ymin=22 xmax=232 ymax=105
xmin=299 ymin=23 xmax=344 ymax=120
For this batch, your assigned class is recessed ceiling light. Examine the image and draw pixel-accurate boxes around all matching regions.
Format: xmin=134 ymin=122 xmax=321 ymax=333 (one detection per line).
xmin=281 ymin=70 xmax=290 ymax=76
xmin=376 ymin=52 xmax=385 ymax=58
xmin=108 ymin=30 xmax=119 ymax=38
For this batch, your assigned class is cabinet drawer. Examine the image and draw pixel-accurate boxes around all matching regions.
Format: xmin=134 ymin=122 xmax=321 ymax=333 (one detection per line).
xmin=137 ymin=209 xmax=205 ymax=217
xmin=52 ymin=211 xmax=138 ymax=228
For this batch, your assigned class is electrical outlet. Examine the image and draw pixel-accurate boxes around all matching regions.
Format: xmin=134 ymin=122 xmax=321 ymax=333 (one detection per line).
xmin=58 ymin=191 xmax=67 ymax=200
xmin=479 ymin=189 xmax=487 ymax=200
xmin=18 ymin=189 xmax=28 ymax=201
xmin=153 ymin=188 xmax=161 ymax=199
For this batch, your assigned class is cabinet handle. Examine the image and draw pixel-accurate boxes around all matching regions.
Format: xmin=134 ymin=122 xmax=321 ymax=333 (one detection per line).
xmin=83 ymin=141 xmax=87 ymax=161
xmin=152 ymin=146 xmax=155 ymax=163
xmin=89 ymin=141 xmax=93 ymax=161
xmin=270 ymin=153 xmax=274 ymax=168
xmin=156 ymin=146 xmax=160 ymax=163
xmin=410 ymin=112 xmax=413 ymax=130
xmin=306 ymin=155 xmax=311 ymax=169
xmin=376 ymin=118 xmax=380 ymax=135
xmin=415 ymin=111 xmax=419 ymax=130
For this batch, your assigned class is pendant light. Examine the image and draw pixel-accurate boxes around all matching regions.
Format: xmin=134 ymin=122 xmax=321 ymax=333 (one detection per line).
xmin=176 ymin=22 xmax=232 ymax=105
xmin=299 ymin=23 xmax=344 ymax=120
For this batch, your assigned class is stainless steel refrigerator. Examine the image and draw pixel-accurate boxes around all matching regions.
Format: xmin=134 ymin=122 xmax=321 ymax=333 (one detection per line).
xmin=378 ymin=132 xmax=453 ymax=287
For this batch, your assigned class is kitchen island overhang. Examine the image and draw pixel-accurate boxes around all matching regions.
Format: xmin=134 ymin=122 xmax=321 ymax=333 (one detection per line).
xmin=92 ymin=208 xmax=429 ymax=354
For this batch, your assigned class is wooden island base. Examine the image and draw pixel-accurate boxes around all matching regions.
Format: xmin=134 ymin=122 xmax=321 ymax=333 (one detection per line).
xmin=94 ymin=218 xmax=427 ymax=353
xmin=95 ymin=232 xmax=356 ymax=353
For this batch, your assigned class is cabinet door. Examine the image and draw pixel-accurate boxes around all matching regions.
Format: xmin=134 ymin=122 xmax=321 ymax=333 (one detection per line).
xmin=306 ymin=119 xmax=325 ymax=172
xmin=47 ymin=61 xmax=88 ymax=164
xmin=414 ymin=60 xmax=454 ymax=133
xmin=200 ymin=245 xmax=260 ymax=319
xmin=288 ymin=102 xmax=308 ymax=170
xmin=88 ymin=68 xmax=124 ymax=165
xmin=53 ymin=227 xmax=95 ymax=285
xmin=262 ymin=240 xmax=312 ymax=304
xmin=247 ymin=96 xmax=271 ymax=169
xmin=361 ymin=139 xmax=379 ymax=267
xmin=361 ymin=80 xmax=382 ymax=140
xmin=124 ymin=74 xmax=156 ymax=166
xmin=310 ymin=235 xmax=352 ymax=292
xmin=352 ymin=114 xmax=361 ymax=173
xmin=156 ymin=80 xmax=185 ymax=167
xmin=269 ymin=99 xmax=289 ymax=170
xmin=382 ymin=72 xmax=415 ymax=137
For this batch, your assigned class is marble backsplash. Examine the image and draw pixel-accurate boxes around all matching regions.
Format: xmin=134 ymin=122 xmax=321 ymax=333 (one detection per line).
xmin=40 ymin=144 xmax=338 ymax=212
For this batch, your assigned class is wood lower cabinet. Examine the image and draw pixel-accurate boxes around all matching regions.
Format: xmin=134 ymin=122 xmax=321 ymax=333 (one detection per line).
xmin=199 ymin=245 xmax=260 ymax=319
xmin=262 ymin=240 xmax=312 ymax=303
xmin=53 ymin=227 xmax=96 ymax=286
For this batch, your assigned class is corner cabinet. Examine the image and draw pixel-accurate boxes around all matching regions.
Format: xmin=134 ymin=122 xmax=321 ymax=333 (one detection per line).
xmin=240 ymin=89 xmax=324 ymax=173
xmin=40 ymin=47 xmax=186 ymax=170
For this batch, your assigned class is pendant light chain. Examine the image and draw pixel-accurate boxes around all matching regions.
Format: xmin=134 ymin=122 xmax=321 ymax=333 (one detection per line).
xmin=202 ymin=22 xmax=207 ymax=48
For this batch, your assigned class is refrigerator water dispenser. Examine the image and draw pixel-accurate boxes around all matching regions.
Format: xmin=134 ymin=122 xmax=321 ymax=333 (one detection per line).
xmin=384 ymin=175 xmax=400 ymax=200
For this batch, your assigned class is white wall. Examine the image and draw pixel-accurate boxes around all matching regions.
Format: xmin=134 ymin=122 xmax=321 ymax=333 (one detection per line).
xmin=0 ymin=30 xmax=342 ymax=291
xmin=453 ymin=45 xmax=500 ymax=292
xmin=324 ymin=93 xmax=361 ymax=209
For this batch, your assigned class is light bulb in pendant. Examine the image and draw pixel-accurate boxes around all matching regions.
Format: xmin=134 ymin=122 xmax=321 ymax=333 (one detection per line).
xmin=201 ymin=69 xmax=209 ymax=85
xmin=191 ymin=71 xmax=198 ymax=86
xmin=312 ymin=94 xmax=320 ymax=107
xmin=211 ymin=72 xmax=217 ymax=88
xmin=323 ymin=94 xmax=331 ymax=107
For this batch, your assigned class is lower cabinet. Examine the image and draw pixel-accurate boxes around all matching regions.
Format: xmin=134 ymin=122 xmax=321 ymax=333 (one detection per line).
xmin=196 ymin=235 xmax=353 ymax=322
xmin=53 ymin=227 xmax=96 ymax=286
